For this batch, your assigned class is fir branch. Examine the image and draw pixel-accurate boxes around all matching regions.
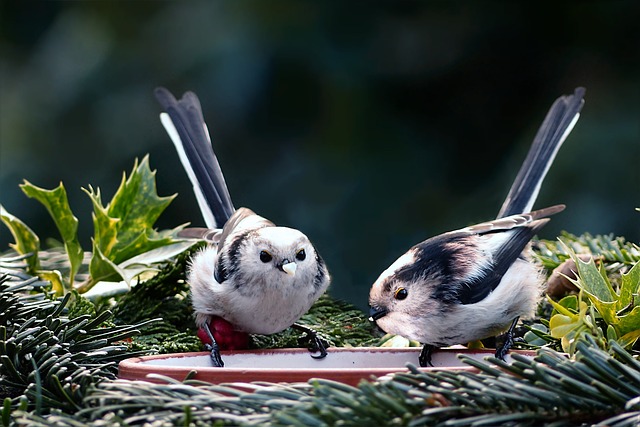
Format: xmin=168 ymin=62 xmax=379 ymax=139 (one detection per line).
xmin=534 ymin=232 xmax=640 ymax=272
xmin=10 ymin=336 xmax=640 ymax=426
xmin=0 ymin=273 xmax=156 ymax=414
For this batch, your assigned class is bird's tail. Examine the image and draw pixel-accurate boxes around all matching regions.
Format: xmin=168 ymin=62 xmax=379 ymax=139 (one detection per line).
xmin=155 ymin=87 xmax=235 ymax=228
xmin=497 ymin=87 xmax=585 ymax=219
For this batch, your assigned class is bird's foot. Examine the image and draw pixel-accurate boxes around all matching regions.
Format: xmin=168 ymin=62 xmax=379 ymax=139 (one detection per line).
xmin=203 ymin=322 xmax=224 ymax=367
xmin=293 ymin=323 xmax=328 ymax=360
xmin=495 ymin=317 xmax=522 ymax=361
xmin=419 ymin=344 xmax=436 ymax=367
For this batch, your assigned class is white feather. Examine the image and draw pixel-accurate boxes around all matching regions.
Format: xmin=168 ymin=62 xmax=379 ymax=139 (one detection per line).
xmin=521 ymin=111 xmax=581 ymax=214
xmin=159 ymin=112 xmax=217 ymax=228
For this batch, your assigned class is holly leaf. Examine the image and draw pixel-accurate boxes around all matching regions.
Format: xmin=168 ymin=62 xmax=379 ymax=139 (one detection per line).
xmin=619 ymin=260 xmax=640 ymax=309
xmin=87 ymin=240 xmax=123 ymax=286
xmin=87 ymin=156 xmax=179 ymax=261
xmin=560 ymin=244 xmax=618 ymax=327
xmin=571 ymin=254 xmax=616 ymax=303
xmin=0 ymin=204 xmax=40 ymax=272
xmin=618 ymin=328 xmax=640 ymax=348
xmin=548 ymin=297 xmax=590 ymax=354
xmin=79 ymin=155 xmax=185 ymax=292
xmin=617 ymin=306 xmax=640 ymax=337
xmin=37 ymin=270 xmax=66 ymax=296
xmin=20 ymin=181 xmax=83 ymax=288
xmin=84 ymin=185 xmax=119 ymax=256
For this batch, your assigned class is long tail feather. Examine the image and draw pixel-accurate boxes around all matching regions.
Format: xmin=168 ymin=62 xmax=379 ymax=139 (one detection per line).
xmin=155 ymin=87 xmax=235 ymax=228
xmin=497 ymin=87 xmax=585 ymax=218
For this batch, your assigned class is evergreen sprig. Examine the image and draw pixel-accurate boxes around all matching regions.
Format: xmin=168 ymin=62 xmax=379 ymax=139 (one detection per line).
xmin=0 ymin=273 xmax=156 ymax=414
xmin=534 ymin=232 xmax=640 ymax=272
xmin=9 ymin=337 xmax=640 ymax=426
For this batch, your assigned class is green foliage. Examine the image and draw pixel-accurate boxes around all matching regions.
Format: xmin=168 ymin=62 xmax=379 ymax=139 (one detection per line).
xmin=535 ymin=231 xmax=640 ymax=273
xmin=10 ymin=337 xmax=640 ymax=426
xmin=1 ymin=156 xmax=192 ymax=296
xmin=79 ymin=156 xmax=185 ymax=292
xmin=547 ymin=258 xmax=640 ymax=354
xmin=0 ymin=206 xmax=40 ymax=273
xmin=110 ymin=245 xmax=202 ymax=354
xmin=20 ymin=182 xmax=84 ymax=289
xmin=3 ymin=187 xmax=639 ymax=427
xmin=547 ymin=293 xmax=607 ymax=354
xmin=0 ymin=273 xmax=155 ymax=416
xmin=525 ymin=233 xmax=640 ymax=355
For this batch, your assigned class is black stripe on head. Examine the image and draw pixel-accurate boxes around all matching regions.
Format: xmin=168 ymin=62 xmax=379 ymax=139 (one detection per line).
xmin=393 ymin=233 xmax=478 ymax=306
xmin=313 ymin=251 xmax=328 ymax=290
xmin=382 ymin=278 xmax=393 ymax=295
xmin=215 ymin=230 xmax=250 ymax=283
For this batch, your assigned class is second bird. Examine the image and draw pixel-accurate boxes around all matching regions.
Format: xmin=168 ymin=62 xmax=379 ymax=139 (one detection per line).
xmin=369 ymin=88 xmax=585 ymax=367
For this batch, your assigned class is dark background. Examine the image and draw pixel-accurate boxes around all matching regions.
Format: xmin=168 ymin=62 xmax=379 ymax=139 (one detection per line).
xmin=1 ymin=1 xmax=638 ymax=309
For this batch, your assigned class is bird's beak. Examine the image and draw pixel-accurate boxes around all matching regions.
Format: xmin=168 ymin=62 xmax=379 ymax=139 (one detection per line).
xmin=281 ymin=261 xmax=297 ymax=276
xmin=369 ymin=306 xmax=388 ymax=322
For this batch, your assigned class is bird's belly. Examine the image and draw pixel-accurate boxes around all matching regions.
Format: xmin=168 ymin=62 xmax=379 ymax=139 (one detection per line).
xmin=227 ymin=289 xmax=315 ymax=335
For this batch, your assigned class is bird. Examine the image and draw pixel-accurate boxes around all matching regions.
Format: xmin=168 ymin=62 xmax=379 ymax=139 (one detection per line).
xmin=154 ymin=87 xmax=331 ymax=367
xmin=369 ymin=87 xmax=585 ymax=367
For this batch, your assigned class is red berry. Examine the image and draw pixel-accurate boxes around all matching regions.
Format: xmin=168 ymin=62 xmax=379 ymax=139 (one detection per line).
xmin=197 ymin=316 xmax=250 ymax=350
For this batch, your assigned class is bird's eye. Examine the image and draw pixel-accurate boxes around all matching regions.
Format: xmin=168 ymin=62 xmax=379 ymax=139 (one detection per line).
xmin=259 ymin=250 xmax=272 ymax=263
xmin=394 ymin=287 xmax=408 ymax=300
xmin=296 ymin=249 xmax=306 ymax=261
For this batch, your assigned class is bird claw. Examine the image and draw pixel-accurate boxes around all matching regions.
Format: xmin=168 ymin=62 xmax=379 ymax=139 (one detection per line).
xmin=203 ymin=322 xmax=224 ymax=367
xmin=308 ymin=335 xmax=328 ymax=360
xmin=204 ymin=342 xmax=225 ymax=367
xmin=419 ymin=344 xmax=435 ymax=367
xmin=495 ymin=317 xmax=521 ymax=361
xmin=293 ymin=323 xmax=328 ymax=360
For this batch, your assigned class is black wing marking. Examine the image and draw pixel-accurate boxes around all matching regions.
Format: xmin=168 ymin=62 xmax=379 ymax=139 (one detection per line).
xmin=155 ymin=87 xmax=235 ymax=228
xmin=427 ymin=205 xmax=564 ymax=305
xmin=498 ymin=87 xmax=585 ymax=218
xmin=456 ymin=220 xmax=547 ymax=304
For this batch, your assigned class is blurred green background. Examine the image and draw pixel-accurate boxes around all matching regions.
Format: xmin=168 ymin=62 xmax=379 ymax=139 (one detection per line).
xmin=1 ymin=1 xmax=638 ymax=309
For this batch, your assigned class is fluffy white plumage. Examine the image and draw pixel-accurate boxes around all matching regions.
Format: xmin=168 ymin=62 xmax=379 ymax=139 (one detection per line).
xmin=369 ymin=209 xmax=556 ymax=346
xmin=154 ymin=88 xmax=331 ymax=365
xmin=188 ymin=210 xmax=329 ymax=335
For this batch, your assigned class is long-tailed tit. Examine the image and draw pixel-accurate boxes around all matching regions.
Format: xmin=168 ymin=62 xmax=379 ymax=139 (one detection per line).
xmin=369 ymin=88 xmax=585 ymax=366
xmin=154 ymin=88 xmax=331 ymax=367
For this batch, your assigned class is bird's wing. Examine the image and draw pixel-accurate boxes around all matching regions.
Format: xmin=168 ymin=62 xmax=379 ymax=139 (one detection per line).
xmin=431 ymin=205 xmax=565 ymax=305
xmin=178 ymin=227 xmax=223 ymax=243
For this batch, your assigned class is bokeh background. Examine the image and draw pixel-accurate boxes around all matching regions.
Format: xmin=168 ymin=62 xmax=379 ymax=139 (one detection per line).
xmin=1 ymin=1 xmax=638 ymax=309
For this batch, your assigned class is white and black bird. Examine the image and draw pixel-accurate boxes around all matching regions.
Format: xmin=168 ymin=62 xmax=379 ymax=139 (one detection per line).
xmin=369 ymin=88 xmax=585 ymax=366
xmin=155 ymin=87 xmax=331 ymax=367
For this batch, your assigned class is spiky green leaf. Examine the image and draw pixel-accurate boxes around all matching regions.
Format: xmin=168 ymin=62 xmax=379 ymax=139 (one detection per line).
xmin=97 ymin=155 xmax=178 ymax=263
xmin=20 ymin=181 xmax=83 ymax=288
xmin=79 ymin=156 xmax=184 ymax=292
xmin=619 ymin=261 xmax=640 ymax=309
xmin=0 ymin=205 xmax=40 ymax=272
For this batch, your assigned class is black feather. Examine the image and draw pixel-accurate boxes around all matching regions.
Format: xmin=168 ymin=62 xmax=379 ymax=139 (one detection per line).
xmin=498 ymin=87 xmax=585 ymax=218
xmin=455 ymin=222 xmax=545 ymax=304
xmin=313 ymin=252 xmax=327 ymax=290
xmin=215 ymin=230 xmax=250 ymax=284
xmin=405 ymin=211 xmax=555 ymax=306
xmin=155 ymin=87 xmax=235 ymax=227
xmin=395 ymin=234 xmax=474 ymax=305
